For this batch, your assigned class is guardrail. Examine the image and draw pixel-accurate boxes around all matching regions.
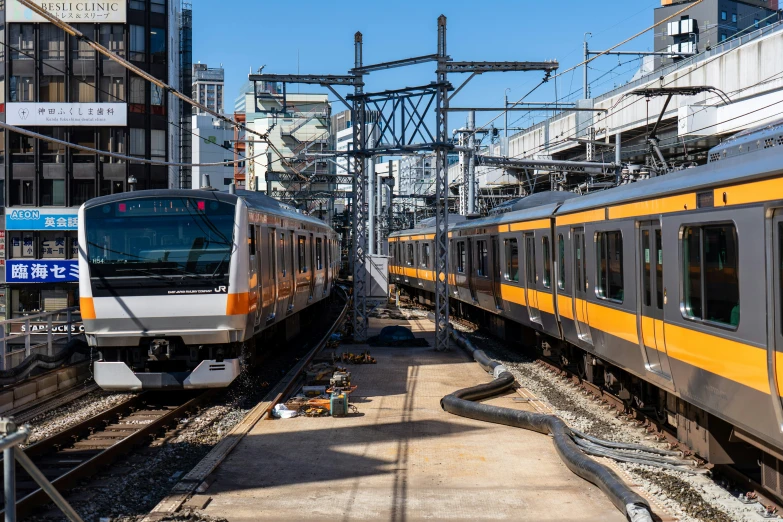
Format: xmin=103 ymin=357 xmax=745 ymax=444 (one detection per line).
xmin=0 ymin=308 xmax=82 ymax=372
xmin=0 ymin=418 xmax=83 ymax=522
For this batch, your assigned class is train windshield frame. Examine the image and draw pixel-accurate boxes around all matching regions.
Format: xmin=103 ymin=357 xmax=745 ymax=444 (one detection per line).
xmin=85 ymin=196 xmax=236 ymax=281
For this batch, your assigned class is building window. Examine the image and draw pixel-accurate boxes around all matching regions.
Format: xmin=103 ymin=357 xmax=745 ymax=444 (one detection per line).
xmin=72 ymin=129 xmax=95 ymax=164
xmin=731 ymin=13 xmax=737 ymax=23
xmin=100 ymin=128 xmax=125 ymax=163
xmin=721 ymin=10 xmax=727 ymax=21
xmin=596 ymin=231 xmax=624 ymax=302
xmin=130 ymin=128 xmax=146 ymax=157
xmin=40 ymin=25 xmax=65 ymax=60
xmin=10 ymin=76 xmax=33 ymax=102
xmin=151 ymin=130 xmax=166 ymax=160
xmin=10 ymin=25 xmax=35 ymax=60
xmin=151 ymin=0 xmax=166 ymax=13
xmin=100 ymin=25 xmax=125 ymax=58
xmin=71 ymin=25 xmax=94 ymax=60
xmin=151 ymin=84 xmax=164 ymax=114
xmin=72 ymin=180 xmax=95 ymax=206
xmin=150 ymin=28 xmax=166 ymax=64
xmin=130 ymin=0 xmax=145 ymax=9
xmin=129 ymin=25 xmax=146 ymax=61
xmin=39 ymin=76 xmax=65 ymax=102
xmin=682 ymin=224 xmax=739 ymax=327
xmin=755 ymin=19 xmax=760 ymax=28
xmin=129 ymin=76 xmax=146 ymax=113
xmin=10 ymin=180 xmax=34 ymax=206
xmin=476 ymin=240 xmax=488 ymax=277
xmin=40 ymin=179 xmax=66 ymax=206
xmin=10 ymin=234 xmax=35 ymax=258
xmin=71 ymin=75 xmax=96 ymax=102
xmin=720 ymin=33 xmax=727 ymax=42
xmin=504 ymin=238 xmax=518 ymax=282
xmin=100 ymin=76 xmax=125 ymax=102
xmin=41 ymin=128 xmax=65 ymax=164
xmin=542 ymin=236 xmax=551 ymax=289
xmin=10 ymin=132 xmax=34 ymax=163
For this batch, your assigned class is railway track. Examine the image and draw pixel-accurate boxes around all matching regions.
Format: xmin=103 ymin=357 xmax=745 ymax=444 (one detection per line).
xmin=0 ymin=389 xmax=213 ymax=520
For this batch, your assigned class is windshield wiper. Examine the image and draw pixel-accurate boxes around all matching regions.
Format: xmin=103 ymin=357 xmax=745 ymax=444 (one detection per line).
xmin=150 ymin=266 xmax=215 ymax=281
xmin=113 ymin=268 xmax=176 ymax=283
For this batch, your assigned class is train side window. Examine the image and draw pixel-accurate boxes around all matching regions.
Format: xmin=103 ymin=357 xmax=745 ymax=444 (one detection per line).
xmin=248 ymin=225 xmax=256 ymax=257
xmin=422 ymin=243 xmax=431 ymax=268
xmin=596 ymin=231 xmax=624 ymax=302
xmin=525 ymin=235 xmax=536 ymax=286
xmin=279 ymin=233 xmax=286 ymax=277
xmin=457 ymin=241 xmax=466 ymax=273
xmin=297 ymin=236 xmax=307 ymax=273
xmin=407 ymin=243 xmax=414 ymax=266
xmin=542 ymin=236 xmax=551 ymax=289
xmin=682 ymin=224 xmax=739 ymax=327
xmin=476 ymin=240 xmax=488 ymax=277
xmin=316 ymin=237 xmax=323 ymax=270
xmin=504 ymin=238 xmax=518 ymax=282
xmin=557 ymin=234 xmax=565 ymax=290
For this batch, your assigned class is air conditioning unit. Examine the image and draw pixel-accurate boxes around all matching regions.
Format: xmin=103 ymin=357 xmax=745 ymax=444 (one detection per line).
xmin=668 ymin=20 xmax=681 ymax=36
xmin=681 ymin=19 xmax=695 ymax=34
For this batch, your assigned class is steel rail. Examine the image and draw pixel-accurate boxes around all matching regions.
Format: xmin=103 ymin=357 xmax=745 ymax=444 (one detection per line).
xmin=1 ymin=390 xmax=214 ymax=519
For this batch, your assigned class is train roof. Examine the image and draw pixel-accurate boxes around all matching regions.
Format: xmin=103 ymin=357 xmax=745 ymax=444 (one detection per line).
xmin=556 ymin=144 xmax=783 ymax=217
xmin=82 ymin=188 xmax=333 ymax=231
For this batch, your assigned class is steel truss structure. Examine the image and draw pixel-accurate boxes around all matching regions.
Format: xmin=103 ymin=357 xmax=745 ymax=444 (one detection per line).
xmin=249 ymin=16 xmax=558 ymax=349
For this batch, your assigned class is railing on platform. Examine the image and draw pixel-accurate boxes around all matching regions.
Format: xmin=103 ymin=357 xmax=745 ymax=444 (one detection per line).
xmin=0 ymin=308 xmax=82 ymax=372
xmin=0 ymin=418 xmax=83 ymax=522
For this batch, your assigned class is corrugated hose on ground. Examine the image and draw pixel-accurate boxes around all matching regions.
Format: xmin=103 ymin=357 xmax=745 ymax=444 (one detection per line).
xmin=441 ymin=328 xmax=655 ymax=522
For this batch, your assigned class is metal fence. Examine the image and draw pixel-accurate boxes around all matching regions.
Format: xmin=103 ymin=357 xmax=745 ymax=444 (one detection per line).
xmin=0 ymin=307 xmax=82 ymax=371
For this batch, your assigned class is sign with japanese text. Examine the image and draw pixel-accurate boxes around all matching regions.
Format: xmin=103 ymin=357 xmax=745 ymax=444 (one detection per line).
xmin=6 ymin=208 xmax=78 ymax=231
xmin=6 ymin=1 xmax=126 ymax=23
xmin=7 ymin=103 xmax=127 ymax=126
xmin=6 ymin=260 xmax=78 ymax=283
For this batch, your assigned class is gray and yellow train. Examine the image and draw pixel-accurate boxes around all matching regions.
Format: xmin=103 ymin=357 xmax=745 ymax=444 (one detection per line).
xmin=390 ymin=121 xmax=783 ymax=498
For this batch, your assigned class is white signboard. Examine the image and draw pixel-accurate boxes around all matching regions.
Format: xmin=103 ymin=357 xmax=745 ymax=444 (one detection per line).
xmin=6 ymin=0 xmax=126 ymax=23
xmin=7 ymin=103 xmax=127 ymax=126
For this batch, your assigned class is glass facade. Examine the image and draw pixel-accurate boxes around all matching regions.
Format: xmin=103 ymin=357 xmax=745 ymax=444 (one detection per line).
xmin=0 ymin=2 xmax=178 ymax=320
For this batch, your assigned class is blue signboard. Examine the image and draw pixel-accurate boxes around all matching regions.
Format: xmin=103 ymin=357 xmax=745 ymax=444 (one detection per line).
xmin=6 ymin=260 xmax=78 ymax=283
xmin=5 ymin=208 xmax=79 ymax=231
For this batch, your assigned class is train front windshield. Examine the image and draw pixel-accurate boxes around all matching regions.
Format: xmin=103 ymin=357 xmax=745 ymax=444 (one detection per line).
xmin=85 ymin=197 xmax=235 ymax=280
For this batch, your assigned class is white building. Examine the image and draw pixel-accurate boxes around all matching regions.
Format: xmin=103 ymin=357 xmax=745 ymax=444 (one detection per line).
xmin=192 ymin=62 xmax=224 ymax=115
xmin=191 ymin=115 xmax=235 ymax=192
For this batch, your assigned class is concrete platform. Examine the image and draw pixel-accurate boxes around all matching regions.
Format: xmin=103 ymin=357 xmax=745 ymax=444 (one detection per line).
xmin=201 ymin=313 xmax=627 ymax=522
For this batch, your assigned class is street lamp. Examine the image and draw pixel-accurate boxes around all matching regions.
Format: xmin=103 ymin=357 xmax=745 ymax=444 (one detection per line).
xmin=127 ymin=175 xmax=137 ymax=192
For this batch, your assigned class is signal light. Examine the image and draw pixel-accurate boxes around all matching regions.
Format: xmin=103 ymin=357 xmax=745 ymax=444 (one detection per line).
xmin=197 ymin=201 xmax=206 ymax=211
xmin=118 ymin=203 xmax=127 ymax=213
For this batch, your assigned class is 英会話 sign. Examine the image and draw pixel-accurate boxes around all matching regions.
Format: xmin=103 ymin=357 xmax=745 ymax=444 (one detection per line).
xmin=7 ymin=103 xmax=127 ymax=127
xmin=6 ymin=208 xmax=78 ymax=231
xmin=6 ymin=0 xmax=126 ymax=23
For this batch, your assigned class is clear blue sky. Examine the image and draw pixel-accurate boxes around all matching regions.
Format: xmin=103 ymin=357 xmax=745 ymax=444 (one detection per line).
xmin=192 ymin=0 xmax=661 ymax=131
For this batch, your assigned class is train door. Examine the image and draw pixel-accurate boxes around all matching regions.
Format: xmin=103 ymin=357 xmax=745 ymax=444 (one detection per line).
xmin=264 ymin=228 xmax=278 ymax=322
xmin=639 ymin=221 xmax=672 ymax=378
xmin=467 ymin=238 xmax=478 ymax=303
xmin=524 ymin=233 xmax=542 ymax=324
xmin=249 ymin=225 xmax=261 ymax=327
xmin=308 ymin=233 xmax=316 ymax=302
xmin=769 ymin=213 xmax=783 ymax=427
xmin=288 ymin=231 xmax=296 ymax=312
xmin=572 ymin=228 xmax=592 ymax=343
xmin=491 ymin=236 xmax=502 ymax=311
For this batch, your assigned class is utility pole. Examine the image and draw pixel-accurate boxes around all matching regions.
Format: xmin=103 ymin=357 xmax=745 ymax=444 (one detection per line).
xmin=467 ymin=110 xmax=476 ymax=215
xmin=504 ymin=88 xmax=510 ymax=139
xmin=583 ymin=33 xmax=591 ymax=99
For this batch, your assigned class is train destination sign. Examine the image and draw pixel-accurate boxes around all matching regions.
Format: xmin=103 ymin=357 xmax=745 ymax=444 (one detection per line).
xmin=6 ymin=1 xmax=126 ymax=23
xmin=7 ymin=103 xmax=127 ymax=126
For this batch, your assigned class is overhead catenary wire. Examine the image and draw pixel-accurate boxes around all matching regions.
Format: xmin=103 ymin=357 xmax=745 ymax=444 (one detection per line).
xmin=14 ymin=0 xmax=308 ymax=181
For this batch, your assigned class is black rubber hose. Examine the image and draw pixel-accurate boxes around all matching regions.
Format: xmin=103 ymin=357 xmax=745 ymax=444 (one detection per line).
xmin=571 ymin=428 xmax=684 ymax=457
xmin=443 ymin=329 xmax=653 ymax=522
